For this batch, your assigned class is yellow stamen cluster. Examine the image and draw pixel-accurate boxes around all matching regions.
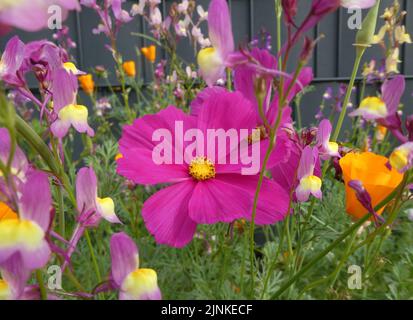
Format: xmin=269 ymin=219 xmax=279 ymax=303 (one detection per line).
xmin=189 ymin=156 xmax=216 ymax=181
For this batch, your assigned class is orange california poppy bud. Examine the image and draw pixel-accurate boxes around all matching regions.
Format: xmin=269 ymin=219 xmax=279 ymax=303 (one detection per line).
xmin=339 ymin=152 xmax=403 ymax=220
xmin=0 ymin=202 xmax=18 ymax=221
xmin=141 ymin=45 xmax=156 ymax=63
xmin=78 ymin=74 xmax=95 ymax=95
xmin=122 ymin=61 xmax=136 ymax=78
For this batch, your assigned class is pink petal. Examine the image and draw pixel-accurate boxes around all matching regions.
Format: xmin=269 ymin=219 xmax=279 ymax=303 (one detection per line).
xmin=76 ymin=167 xmax=98 ymax=215
xmin=190 ymin=86 xmax=227 ymax=117
xmin=382 ymin=75 xmax=405 ymax=115
xmin=216 ymin=174 xmax=290 ymax=224
xmin=1 ymin=253 xmax=31 ymax=299
xmin=208 ymin=0 xmax=234 ymax=59
xmin=20 ymin=171 xmax=51 ymax=231
xmin=110 ymin=232 xmax=138 ymax=287
xmin=188 ymin=177 xmax=251 ymax=224
xmin=142 ymin=181 xmax=197 ymax=248
xmin=117 ymin=148 xmax=190 ymax=185
xmin=20 ymin=239 xmax=51 ymax=270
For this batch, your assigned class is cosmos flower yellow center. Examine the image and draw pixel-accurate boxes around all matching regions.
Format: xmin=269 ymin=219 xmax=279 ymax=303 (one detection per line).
xmin=300 ymin=175 xmax=322 ymax=192
xmin=389 ymin=149 xmax=409 ymax=171
xmin=0 ymin=279 xmax=11 ymax=300
xmin=189 ymin=156 xmax=216 ymax=181
xmin=121 ymin=268 xmax=158 ymax=298
xmin=359 ymin=97 xmax=387 ymax=117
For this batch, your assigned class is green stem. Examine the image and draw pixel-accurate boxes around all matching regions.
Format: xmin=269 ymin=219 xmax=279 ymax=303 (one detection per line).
xmin=36 ymin=270 xmax=47 ymax=300
xmin=271 ymin=213 xmax=371 ymax=299
xmin=275 ymin=0 xmax=282 ymax=68
xmin=57 ymin=185 xmax=65 ymax=238
xmin=15 ymin=116 xmax=76 ymax=206
xmin=270 ymin=174 xmax=407 ymax=299
xmin=85 ymin=229 xmax=103 ymax=287
xmin=332 ymin=48 xmax=365 ymax=142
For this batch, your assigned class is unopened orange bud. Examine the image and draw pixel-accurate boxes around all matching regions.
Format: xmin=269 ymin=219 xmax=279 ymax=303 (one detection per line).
xmin=78 ymin=74 xmax=95 ymax=95
xmin=141 ymin=45 xmax=156 ymax=63
xmin=123 ymin=61 xmax=136 ymax=78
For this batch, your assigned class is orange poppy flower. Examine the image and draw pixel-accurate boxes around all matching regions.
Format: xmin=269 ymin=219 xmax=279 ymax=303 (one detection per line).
xmin=141 ymin=45 xmax=156 ymax=63
xmin=0 ymin=202 xmax=18 ymax=221
xmin=78 ymin=74 xmax=95 ymax=95
xmin=339 ymin=152 xmax=404 ymax=219
xmin=122 ymin=61 xmax=136 ymax=78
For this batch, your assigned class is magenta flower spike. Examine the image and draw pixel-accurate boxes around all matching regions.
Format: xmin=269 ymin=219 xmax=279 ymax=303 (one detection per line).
xmin=0 ymin=0 xmax=80 ymax=32
xmin=316 ymin=119 xmax=340 ymax=160
xmin=117 ymin=90 xmax=290 ymax=248
xmin=197 ymin=0 xmax=234 ymax=86
xmin=0 ymin=171 xmax=52 ymax=271
xmin=295 ymin=146 xmax=322 ymax=202
xmin=110 ymin=232 xmax=161 ymax=300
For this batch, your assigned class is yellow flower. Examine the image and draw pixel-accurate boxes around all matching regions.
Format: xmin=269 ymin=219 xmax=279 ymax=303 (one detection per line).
xmin=141 ymin=45 xmax=156 ymax=63
xmin=372 ymin=24 xmax=389 ymax=44
xmin=339 ymin=152 xmax=403 ymax=219
xmin=122 ymin=61 xmax=136 ymax=78
xmin=395 ymin=26 xmax=412 ymax=44
xmin=386 ymin=48 xmax=401 ymax=74
xmin=78 ymin=74 xmax=95 ymax=95
xmin=63 ymin=62 xmax=82 ymax=75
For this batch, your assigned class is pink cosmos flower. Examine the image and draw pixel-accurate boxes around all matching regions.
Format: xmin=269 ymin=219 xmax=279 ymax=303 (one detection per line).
xmin=197 ymin=0 xmax=234 ymax=86
xmin=0 ymin=171 xmax=52 ymax=271
xmin=316 ymin=119 xmax=340 ymax=160
xmin=110 ymin=232 xmax=161 ymax=300
xmin=0 ymin=0 xmax=80 ymax=32
xmin=296 ymin=146 xmax=322 ymax=202
xmin=117 ymin=90 xmax=290 ymax=248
